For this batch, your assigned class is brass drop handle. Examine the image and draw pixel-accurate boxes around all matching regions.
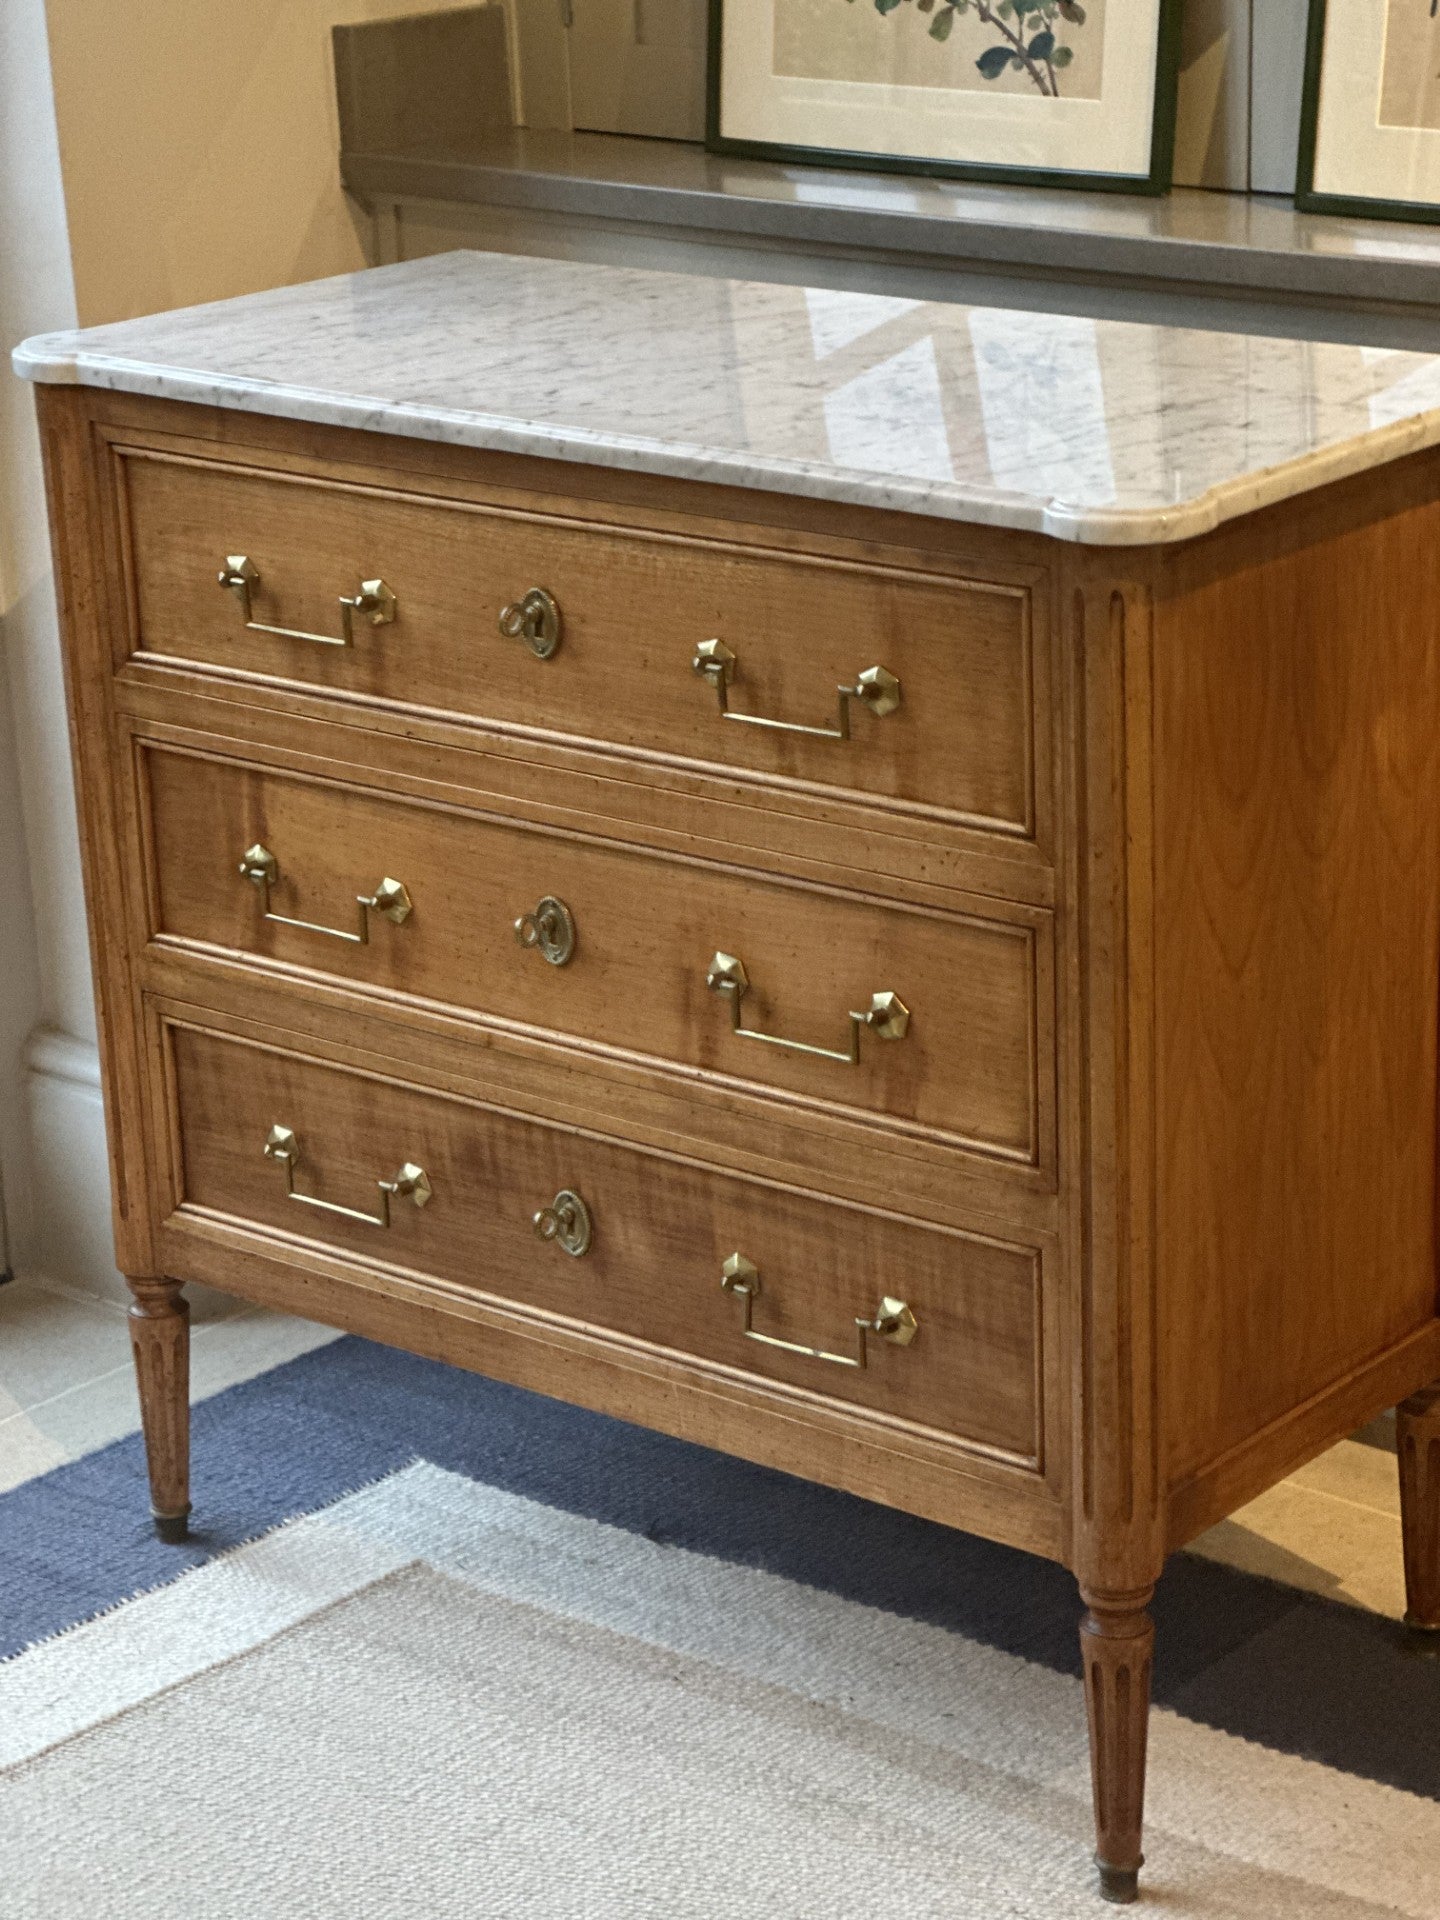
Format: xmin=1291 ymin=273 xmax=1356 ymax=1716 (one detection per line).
xmin=263 ymin=1124 xmax=432 ymax=1227
xmin=692 ymin=639 xmax=900 ymax=740
xmin=239 ymin=843 xmax=413 ymax=945
xmin=706 ymin=951 xmax=909 ymax=1066
xmin=514 ymin=895 xmax=577 ymax=966
xmin=499 ymin=587 xmax=562 ymax=658
xmin=720 ymin=1254 xmax=917 ymax=1370
xmin=218 ymin=555 xmax=397 ymax=647
xmin=532 ymin=1188 xmax=593 ymax=1256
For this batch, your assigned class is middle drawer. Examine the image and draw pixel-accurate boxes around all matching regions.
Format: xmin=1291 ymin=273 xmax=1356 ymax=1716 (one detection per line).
xmin=138 ymin=744 xmax=1052 ymax=1170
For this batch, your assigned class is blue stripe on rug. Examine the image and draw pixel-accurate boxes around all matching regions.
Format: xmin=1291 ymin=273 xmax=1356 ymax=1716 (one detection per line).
xmin=2 ymin=1333 xmax=1436 ymax=1797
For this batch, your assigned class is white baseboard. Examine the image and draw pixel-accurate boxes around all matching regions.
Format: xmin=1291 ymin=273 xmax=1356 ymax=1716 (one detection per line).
xmin=22 ymin=1025 xmax=128 ymax=1307
xmin=20 ymin=1025 xmax=247 ymax=1322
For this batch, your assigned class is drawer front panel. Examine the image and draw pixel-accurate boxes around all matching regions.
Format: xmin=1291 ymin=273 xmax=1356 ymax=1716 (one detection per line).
xmin=120 ymin=448 xmax=1041 ymax=838
xmin=143 ymin=747 xmax=1051 ymax=1166
xmin=165 ymin=1022 xmax=1043 ymax=1460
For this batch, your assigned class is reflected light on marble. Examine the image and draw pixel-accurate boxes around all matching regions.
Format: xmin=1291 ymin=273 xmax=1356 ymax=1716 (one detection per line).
xmin=968 ymin=310 xmax=1116 ymax=508
xmin=804 ymin=288 xmax=925 ymax=359
xmin=16 ymin=250 xmax=1440 ymax=546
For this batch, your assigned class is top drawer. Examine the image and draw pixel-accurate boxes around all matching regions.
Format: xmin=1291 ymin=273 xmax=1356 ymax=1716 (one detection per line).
xmin=116 ymin=446 xmax=1044 ymax=842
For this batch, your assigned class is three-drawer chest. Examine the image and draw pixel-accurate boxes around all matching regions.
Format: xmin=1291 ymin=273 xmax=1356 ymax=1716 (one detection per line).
xmin=18 ymin=251 xmax=1440 ymax=1903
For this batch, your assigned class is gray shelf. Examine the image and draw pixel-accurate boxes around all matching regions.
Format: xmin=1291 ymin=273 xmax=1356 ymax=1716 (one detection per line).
xmin=340 ymin=126 xmax=1440 ymax=348
xmin=344 ymin=129 xmax=1440 ymax=307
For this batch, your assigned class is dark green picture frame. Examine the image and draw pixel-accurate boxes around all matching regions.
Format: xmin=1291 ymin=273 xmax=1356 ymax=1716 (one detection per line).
xmin=705 ymin=0 xmax=1184 ymax=197
xmin=1296 ymin=0 xmax=1440 ymax=224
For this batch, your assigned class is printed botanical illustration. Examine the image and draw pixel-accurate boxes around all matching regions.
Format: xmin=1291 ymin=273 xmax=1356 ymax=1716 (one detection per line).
xmin=1379 ymin=0 xmax=1440 ymax=131
xmin=773 ymin=0 xmax=1106 ymax=101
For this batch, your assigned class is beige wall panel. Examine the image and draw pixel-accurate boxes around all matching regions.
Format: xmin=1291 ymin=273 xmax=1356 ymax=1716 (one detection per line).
xmin=44 ymin=0 xmax=492 ymax=325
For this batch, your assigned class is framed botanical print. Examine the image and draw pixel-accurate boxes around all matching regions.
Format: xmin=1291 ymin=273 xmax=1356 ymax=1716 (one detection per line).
xmin=706 ymin=0 xmax=1184 ymax=194
xmin=1298 ymin=0 xmax=1440 ymax=221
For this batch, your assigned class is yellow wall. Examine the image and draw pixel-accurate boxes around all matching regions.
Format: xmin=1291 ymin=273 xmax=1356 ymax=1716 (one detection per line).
xmin=44 ymin=0 xmax=483 ymax=324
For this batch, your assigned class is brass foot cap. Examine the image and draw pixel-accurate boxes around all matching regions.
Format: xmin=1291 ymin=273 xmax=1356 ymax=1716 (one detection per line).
xmin=1096 ymin=1863 xmax=1140 ymax=1905
xmin=152 ymin=1509 xmax=191 ymax=1545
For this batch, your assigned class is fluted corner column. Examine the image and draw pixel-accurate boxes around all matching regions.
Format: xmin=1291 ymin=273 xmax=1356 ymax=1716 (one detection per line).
xmin=1079 ymin=1586 xmax=1155 ymax=1906
xmin=1398 ymin=1383 xmax=1440 ymax=1635
xmin=126 ymin=1276 xmax=191 ymax=1542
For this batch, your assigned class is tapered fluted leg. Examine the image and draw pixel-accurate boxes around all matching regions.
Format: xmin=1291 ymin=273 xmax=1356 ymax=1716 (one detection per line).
xmin=1080 ymin=1586 xmax=1155 ymax=1905
xmin=1398 ymin=1383 xmax=1440 ymax=1635
xmin=127 ymin=1276 xmax=191 ymax=1542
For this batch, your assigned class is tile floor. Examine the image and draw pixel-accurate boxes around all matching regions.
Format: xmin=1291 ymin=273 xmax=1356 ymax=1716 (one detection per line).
xmin=0 ymin=1274 xmax=339 ymax=1498
xmin=0 ymin=1272 xmax=1409 ymax=1621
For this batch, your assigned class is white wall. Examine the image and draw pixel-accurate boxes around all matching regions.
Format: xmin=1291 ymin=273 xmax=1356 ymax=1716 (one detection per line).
xmin=0 ymin=0 xmax=82 ymax=1285
xmin=2 ymin=0 xmax=479 ymax=1305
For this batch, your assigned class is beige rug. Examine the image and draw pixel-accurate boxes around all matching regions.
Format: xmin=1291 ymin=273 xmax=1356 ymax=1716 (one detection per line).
xmin=0 ymin=1465 xmax=1435 ymax=1918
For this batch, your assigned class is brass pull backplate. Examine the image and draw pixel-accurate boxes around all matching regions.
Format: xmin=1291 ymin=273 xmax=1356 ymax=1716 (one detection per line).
xmin=533 ymin=1188 xmax=593 ymax=1256
xmin=514 ymin=895 xmax=577 ymax=966
xmin=720 ymin=1253 xmax=917 ymax=1369
xmin=706 ymin=951 xmax=909 ymax=1066
xmin=263 ymin=1124 xmax=431 ymax=1227
xmin=239 ymin=843 xmax=412 ymax=945
xmin=499 ymin=587 xmax=562 ymax=658
xmin=218 ymin=555 xmax=397 ymax=648
xmin=693 ymin=638 xmax=900 ymax=740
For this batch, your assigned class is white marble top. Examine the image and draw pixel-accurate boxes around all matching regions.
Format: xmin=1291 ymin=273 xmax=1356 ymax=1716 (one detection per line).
xmin=17 ymin=250 xmax=1440 ymax=546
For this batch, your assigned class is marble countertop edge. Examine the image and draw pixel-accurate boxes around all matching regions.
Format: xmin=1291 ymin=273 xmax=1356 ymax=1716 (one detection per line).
xmin=17 ymin=318 xmax=1440 ymax=551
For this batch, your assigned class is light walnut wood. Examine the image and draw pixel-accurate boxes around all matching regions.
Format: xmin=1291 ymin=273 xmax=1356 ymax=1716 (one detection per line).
xmin=164 ymin=1017 xmax=1044 ymax=1462
xmin=154 ymin=1201 xmax=1066 ymax=1560
xmin=126 ymin=1275 xmax=190 ymax=1540
xmin=1079 ymin=1586 xmax=1155 ymax=1905
xmin=140 ymin=741 xmax=1053 ymax=1170
xmin=118 ymin=440 xmax=1041 ymax=842
xmin=1149 ymin=470 xmax=1440 ymax=1490
xmin=1398 ymin=1382 xmax=1440 ymax=1633
xmin=34 ymin=375 xmax=1440 ymax=1901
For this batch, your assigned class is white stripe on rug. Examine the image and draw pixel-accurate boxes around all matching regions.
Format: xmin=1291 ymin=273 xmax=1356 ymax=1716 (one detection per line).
xmin=1 ymin=1462 xmax=1434 ymax=1917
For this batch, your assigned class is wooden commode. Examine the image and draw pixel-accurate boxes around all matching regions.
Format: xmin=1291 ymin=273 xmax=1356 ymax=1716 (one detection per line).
xmin=17 ymin=251 xmax=1440 ymax=1903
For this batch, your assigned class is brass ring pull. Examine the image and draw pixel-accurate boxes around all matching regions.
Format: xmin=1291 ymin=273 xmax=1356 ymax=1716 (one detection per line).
xmin=532 ymin=1188 xmax=593 ymax=1257
xmin=239 ymin=843 xmax=413 ymax=945
xmin=263 ymin=1124 xmax=432 ymax=1227
xmin=692 ymin=639 xmax=900 ymax=740
xmin=218 ymin=555 xmax=397 ymax=648
xmin=720 ymin=1253 xmax=917 ymax=1369
xmin=514 ymin=895 xmax=577 ymax=967
xmin=499 ymin=587 xmax=562 ymax=659
xmin=705 ymin=951 xmax=909 ymax=1065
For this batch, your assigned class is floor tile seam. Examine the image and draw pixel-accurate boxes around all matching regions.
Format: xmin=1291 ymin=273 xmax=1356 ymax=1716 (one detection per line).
xmin=0 ymin=1310 xmax=268 ymax=1430
xmin=1244 ymin=1482 xmax=1403 ymax=1523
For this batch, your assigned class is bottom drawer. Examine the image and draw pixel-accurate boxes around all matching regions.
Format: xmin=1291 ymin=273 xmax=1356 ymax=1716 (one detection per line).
xmin=163 ymin=1021 xmax=1043 ymax=1464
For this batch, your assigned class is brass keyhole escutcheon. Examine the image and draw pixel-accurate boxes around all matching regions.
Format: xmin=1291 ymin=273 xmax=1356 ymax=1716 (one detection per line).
xmin=533 ymin=1189 xmax=593 ymax=1257
xmin=499 ymin=587 xmax=562 ymax=659
xmin=514 ymin=895 xmax=576 ymax=966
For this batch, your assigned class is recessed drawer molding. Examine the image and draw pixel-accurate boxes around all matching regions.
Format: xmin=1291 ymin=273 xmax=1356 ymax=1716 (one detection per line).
xmin=143 ymin=748 xmax=1053 ymax=1169
xmin=164 ymin=1020 xmax=1043 ymax=1461
xmin=120 ymin=448 xmax=1042 ymax=840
